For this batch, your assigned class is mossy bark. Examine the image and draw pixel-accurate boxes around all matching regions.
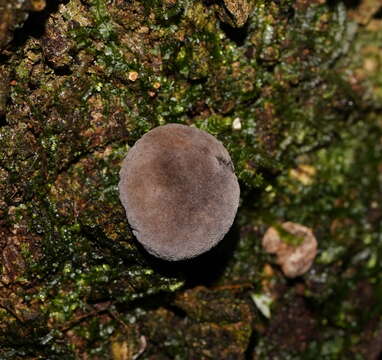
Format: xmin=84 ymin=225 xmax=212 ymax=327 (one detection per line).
xmin=1 ymin=0 xmax=382 ymax=358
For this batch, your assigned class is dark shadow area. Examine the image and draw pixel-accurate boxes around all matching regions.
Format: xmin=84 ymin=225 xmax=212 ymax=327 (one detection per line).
xmin=374 ymin=6 xmax=382 ymax=19
xmin=281 ymin=4 xmax=295 ymax=21
xmin=342 ymin=0 xmax=362 ymax=8
xmin=81 ymin=224 xmax=142 ymax=266
xmin=0 ymin=114 xmax=7 ymax=127
xmin=165 ymin=303 xmax=188 ymax=318
xmin=52 ymin=64 xmax=72 ymax=76
xmin=12 ymin=0 xmax=70 ymax=48
xmin=244 ymin=329 xmax=258 ymax=360
xmin=188 ymin=77 xmax=208 ymax=86
xmin=327 ymin=0 xmax=361 ymax=9
xmin=140 ymin=220 xmax=241 ymax=288
xmin=116 ymin=292 xmax=188 ymax=319
xmin=115 ymin=291 xmax=179 ymax=313
xmin=256 ymin=58 xmax=278 ymax=73
xmin=28 ymin=81 xmax=38 ymax=91
xmin=238 ymin=182 xmax=263 ymax=211
xmin=0 ymin=53 xmax=10 ymax=64
xmin=220 ymin=22 xmax=249 ymax=46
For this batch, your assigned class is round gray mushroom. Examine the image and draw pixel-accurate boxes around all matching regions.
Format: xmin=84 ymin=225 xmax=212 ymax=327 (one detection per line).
xmin=118 ymin=123 xmax=240 ymax=261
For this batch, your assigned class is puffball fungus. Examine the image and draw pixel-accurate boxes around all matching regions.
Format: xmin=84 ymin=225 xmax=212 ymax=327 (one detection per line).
xmin=119 ymin=123 xmax=240 ymax=261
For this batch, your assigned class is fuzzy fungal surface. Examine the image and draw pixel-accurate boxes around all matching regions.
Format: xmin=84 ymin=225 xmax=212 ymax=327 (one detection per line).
xmin=118 ymin=124 xmax=240 ymax=261
xmin=0 ymin=0 xmax=382 ymax=359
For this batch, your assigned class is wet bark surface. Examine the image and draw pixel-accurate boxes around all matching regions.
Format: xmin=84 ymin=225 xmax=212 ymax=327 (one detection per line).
xmin=1 ymin=0 xmax=382 ymax=358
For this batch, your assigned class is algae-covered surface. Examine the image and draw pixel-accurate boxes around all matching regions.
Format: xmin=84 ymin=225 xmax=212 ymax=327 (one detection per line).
xmin=1 ymin=0 xmax=382 ymax=358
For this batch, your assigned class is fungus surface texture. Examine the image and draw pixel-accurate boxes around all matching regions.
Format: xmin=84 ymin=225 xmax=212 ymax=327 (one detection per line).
xmin=119 ymin=124 xmax=240 ymax=260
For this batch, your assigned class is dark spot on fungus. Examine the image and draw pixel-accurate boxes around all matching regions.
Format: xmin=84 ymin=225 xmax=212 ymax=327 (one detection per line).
xmin=119 ymin=123 xmax=240 ymax=261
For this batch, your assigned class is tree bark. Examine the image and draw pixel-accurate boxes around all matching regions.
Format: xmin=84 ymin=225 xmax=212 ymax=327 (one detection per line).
xmin=1 ymin=0 xmax=381 ymax=358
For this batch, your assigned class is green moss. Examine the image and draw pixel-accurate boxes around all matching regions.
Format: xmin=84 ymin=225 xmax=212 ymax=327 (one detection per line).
xmin=273 ymin=224 xmax=305 ymax=246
